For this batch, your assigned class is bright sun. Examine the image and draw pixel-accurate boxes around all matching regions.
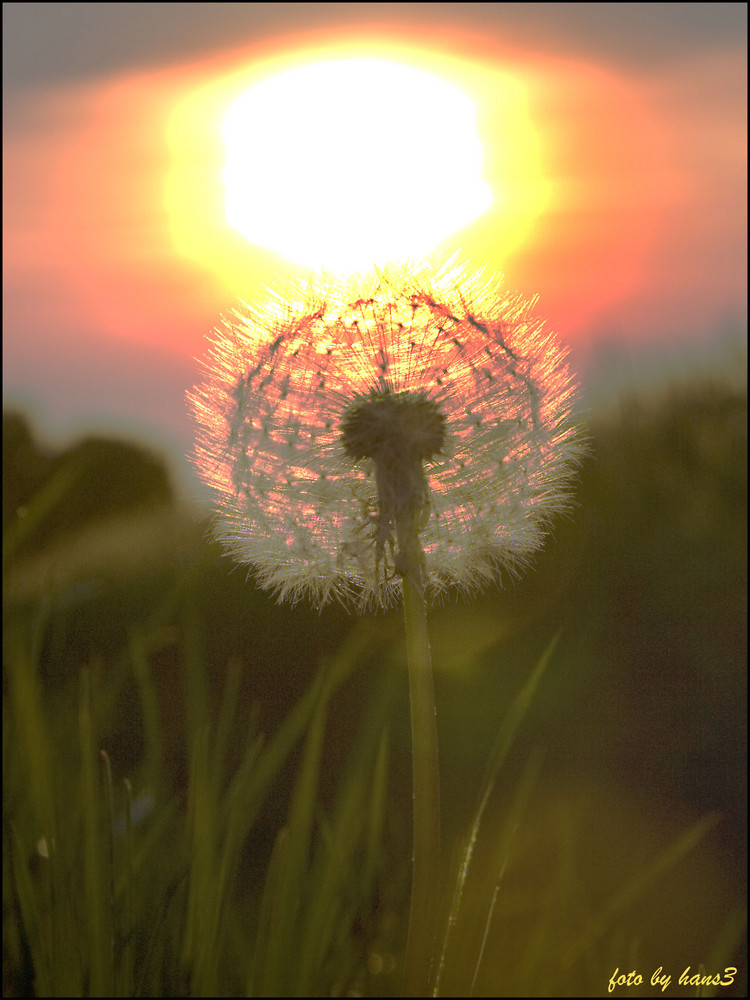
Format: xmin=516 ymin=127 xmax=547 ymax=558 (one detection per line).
xmin=221 ymin=59 xmax=493 ymax=272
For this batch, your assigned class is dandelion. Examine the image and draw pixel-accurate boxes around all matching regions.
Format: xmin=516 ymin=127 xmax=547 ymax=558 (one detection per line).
xmin=189 ymin=256 xmax=584 ymax=996
xmin=189 ymin=258 xmax=584 ymax=611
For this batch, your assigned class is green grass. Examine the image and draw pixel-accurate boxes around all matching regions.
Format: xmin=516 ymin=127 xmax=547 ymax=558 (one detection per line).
xmin=4 ymin=603 xmax=392 ymax=997
xmin=3 ymin=369 xmax=747 ymax=996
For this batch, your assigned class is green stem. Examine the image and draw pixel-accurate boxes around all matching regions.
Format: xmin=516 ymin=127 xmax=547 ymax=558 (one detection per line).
xmin=401 ymin=553 xmax=441 ymax=997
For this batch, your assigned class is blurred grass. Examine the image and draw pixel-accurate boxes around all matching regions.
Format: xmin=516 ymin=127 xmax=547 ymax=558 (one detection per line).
xmin=3 ymin=362 xmax=747 ymax=996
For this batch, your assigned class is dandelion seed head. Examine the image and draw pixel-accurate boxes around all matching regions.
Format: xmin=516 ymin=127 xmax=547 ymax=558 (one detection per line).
xmin=341 ymin=389 xmax=446 ymax=465
xmin=189 ymin=259 xmax=585 ymax=609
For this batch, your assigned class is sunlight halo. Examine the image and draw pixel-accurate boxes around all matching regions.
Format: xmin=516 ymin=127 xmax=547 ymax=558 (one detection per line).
xmin=221 ymin=59 xmax=493 ymax=272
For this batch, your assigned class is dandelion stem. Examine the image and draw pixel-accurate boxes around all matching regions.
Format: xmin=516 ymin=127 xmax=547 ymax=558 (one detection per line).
xmin=401 ymin=545 xmax=441 ymax=997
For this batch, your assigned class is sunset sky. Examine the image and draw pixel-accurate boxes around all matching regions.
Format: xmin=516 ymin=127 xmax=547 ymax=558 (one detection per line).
xmin=3 ymin=3 xmax=746 ymax=491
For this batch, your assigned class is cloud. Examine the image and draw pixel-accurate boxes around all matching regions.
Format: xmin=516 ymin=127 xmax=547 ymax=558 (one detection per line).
xmin=4 ymin=2 xmax=746 ymax=95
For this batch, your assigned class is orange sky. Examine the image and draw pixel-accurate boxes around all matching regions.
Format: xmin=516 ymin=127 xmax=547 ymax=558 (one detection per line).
xmin=3 ymin=12 xmax=746 ymax=482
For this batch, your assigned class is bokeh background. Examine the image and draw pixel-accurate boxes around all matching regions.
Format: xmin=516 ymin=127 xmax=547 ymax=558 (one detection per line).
xmin=4 ymin=4 xmax=747 ymax=997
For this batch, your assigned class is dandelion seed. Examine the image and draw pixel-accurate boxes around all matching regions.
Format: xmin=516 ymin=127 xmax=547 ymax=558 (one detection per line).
xmin=188 ymin=258 xmax=586 ymax=994
xmin=189 ymin=258 xmax=584 ymax=609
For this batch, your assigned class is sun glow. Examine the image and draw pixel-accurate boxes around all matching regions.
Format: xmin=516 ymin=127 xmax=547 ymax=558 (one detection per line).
xmin=221 ymin=59 xmax=493 ymax=271
xmin=160 ymin=37 xmax=671 ymax=338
